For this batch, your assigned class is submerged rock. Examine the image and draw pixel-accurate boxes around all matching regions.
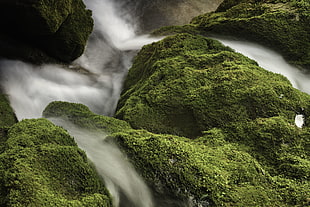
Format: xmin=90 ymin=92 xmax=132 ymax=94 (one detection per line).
xmin=0 ymin=0 xmax=93 ymax=63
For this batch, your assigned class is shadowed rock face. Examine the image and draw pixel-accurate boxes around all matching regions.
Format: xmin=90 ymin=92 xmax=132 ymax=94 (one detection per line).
xmin=115 ymin=0 xmax=223 ymax=33
xmin=0 ymin=0 xmax=93 ymax=63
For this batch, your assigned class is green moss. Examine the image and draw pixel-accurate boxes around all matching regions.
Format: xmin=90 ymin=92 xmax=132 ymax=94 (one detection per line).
xmin=0 ymin=119 xmax=112 ymax=206
xmin=43 ymin=101 xmax=131 ymax=134
xmin=109 ymin=129 xmax=299 ymax=206
xmin=190 ymin=0 xmax=310 ymax=68
xmin=0 ymin=94 xmax=17 ymax=128
xmin=224 ymin=116 xmax=310 ymax=179
xmin=41 ymin=0 xmax=93 ymax=62
xmin=115 ymin=33 xmax=310 ymax=138
xmin=42 ymin=101 xmax=309 ymax=205
xmin=34 ymin=0 xmax=73 ymax=34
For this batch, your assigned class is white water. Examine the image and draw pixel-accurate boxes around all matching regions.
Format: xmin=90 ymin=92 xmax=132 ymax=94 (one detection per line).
xmin=49 ymin=118 xmax=154 ymax=207
xmin=0 ymin=0 xmax=161 ymax=120
xmin=0 ymin=0 xmax=309 ymax=206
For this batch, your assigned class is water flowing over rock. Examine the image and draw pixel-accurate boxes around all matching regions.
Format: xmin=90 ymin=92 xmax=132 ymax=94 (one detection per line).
xmin=0 ymin=119 xmax=113 ymax=206
xmin=0 ymin=0 xmax=310 ymax=206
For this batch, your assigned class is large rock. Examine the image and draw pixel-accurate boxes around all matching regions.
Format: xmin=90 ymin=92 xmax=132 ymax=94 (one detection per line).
xmin=0 ymin=0 xmax=93 ymax=63
xmin=0 ymin=119 xmax=112 ymax=206
xmin=190 ymin=0 xmax=310 ymax=68
xmin=115 ymin=33 xmax=310 ymax=138
xmin=0 ymin=92 xmax=17 ymax=128
xmin=43 ymin=101 xmax=310 ymax=206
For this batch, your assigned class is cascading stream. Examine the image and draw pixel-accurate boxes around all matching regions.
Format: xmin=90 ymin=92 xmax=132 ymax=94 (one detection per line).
xmin=48 ymin=118 xmax=154 ymax=207
xmin=0 ymin=0 xmax=161 ymax=120
xmin=0 ymin=0 xmax=309 ymax=206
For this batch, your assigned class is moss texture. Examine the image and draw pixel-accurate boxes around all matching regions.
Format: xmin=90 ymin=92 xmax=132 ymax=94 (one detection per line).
xmin=43 ymin=101 xmax=310 ymax=206
xmin=0 ymin=0 xmax=93 ymax=63
xmin=0 ymin=119 xmax=112 ymax=206
xmin=38 ymin=0 xmax=93 ymax=62
xmin=111 ymin=129 xmax=309 ymax=206
xmin=190 ymin=0 xmax=310 ymax=68
xmin=43 ymin=101 xmax=131 ymax=134
xmin=115 ymin=33 xmax=310 ymax=138
xmin=0 ymin=94 xmax=17 ymax=128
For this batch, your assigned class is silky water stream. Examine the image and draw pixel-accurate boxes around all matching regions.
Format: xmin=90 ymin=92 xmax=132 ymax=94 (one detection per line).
xmin=0 ymin=0 xmax=309 ymax=206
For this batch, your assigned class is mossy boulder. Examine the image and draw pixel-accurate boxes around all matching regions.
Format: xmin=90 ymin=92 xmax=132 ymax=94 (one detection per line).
xmin=0 ymin=118 xmax=112 ymax=206
xmin=0 ymin=0 xmax=93 ymax=63
xmin=43 ymin=101 xmax=131 ymax=134
xmin=224 ymin=116 xmax=310 ymax=180
xmin=115 ymin=33 xmax=310 ymax=138
xmin=110 ymin=129 xmax=309 ymax=206
xmin=190 ymin=0 xmax=310 ymax=68
xmin=42 ymin=101 xmax=310 ymax=206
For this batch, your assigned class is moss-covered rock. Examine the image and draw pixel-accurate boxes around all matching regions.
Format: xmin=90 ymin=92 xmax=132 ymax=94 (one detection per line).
xmin=224 ymin=116 xmax=310 ymax=179
xmin=42 ymin=101 xmax=310 ymax=206
xmin=115 ymin=33 xmax=310 ymax=138
xmin=110 ymin=129 xmax=309 ymax=206
xmin=0 ymin=118 xmax=112 ymax=206
xmin=43 ymin=101 xmax=131 ymax=134
xmin=0 ymin=0 xmax=93 ymax=63
xmin=190 ymin=0 xmax=310 ymax=68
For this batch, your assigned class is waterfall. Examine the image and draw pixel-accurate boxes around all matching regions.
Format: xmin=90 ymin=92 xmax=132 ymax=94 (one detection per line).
xmin=0 ymin=0 xmax=161 ymax=120
xmin=1 ymin=0 xmax=309 ymax=206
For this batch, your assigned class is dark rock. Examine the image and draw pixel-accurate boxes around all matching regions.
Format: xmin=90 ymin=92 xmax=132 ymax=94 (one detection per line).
xmin=0 ymin=0 xmax=93 ymax=63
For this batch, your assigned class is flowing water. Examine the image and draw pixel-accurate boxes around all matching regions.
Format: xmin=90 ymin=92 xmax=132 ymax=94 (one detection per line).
xmin=49 ymin=118 xmax=154 ymax=207
xmin=0 ymin=0 xmax=309 ymax=206
xmin=0 ymin=0 xmax=161 ymax=120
